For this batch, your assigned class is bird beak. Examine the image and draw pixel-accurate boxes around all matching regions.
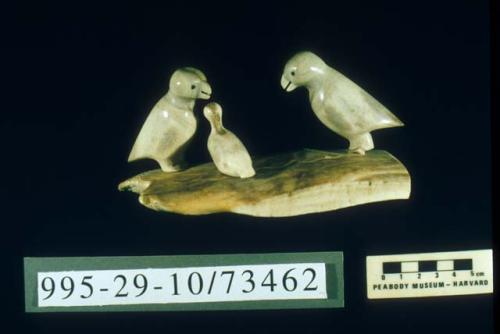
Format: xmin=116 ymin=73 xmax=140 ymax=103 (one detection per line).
xmin=280 ymin=74 xmax=297 ymax=92
xmin=199 ymin=82 xmax=212 ymax=100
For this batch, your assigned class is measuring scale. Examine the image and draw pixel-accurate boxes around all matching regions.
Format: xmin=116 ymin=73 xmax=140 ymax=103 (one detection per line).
xmin=366 ymin=249 xmax=493 ymax=299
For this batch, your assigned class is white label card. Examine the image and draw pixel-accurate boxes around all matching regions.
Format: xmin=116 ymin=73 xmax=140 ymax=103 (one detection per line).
xmin=38 ymin=263 xmax=327 ymax=307
xmin=366 ymin=249 xmax=493 ymax=299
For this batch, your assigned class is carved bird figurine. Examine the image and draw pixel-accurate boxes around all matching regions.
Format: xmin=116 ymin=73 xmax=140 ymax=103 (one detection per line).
xmin=203 ymin=102 xmax=255 ymax=178
xmin=128 ymin=67 xmax=212 ymax=171
xmin=281 ymin=51 xmax=403 ymax=154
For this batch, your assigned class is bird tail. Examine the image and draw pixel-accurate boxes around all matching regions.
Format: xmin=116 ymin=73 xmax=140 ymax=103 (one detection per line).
xmin=390 ymin=116 xmax=404 ymax=127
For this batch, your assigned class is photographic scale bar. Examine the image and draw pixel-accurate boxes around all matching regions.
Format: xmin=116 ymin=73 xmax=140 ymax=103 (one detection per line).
xmin=366 ymin=250 xmax=493 ymax=299
xmin=383 ymin=259 xmax=473 ymax=274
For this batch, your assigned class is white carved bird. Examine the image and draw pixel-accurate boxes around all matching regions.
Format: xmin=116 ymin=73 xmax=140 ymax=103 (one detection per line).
xmin=128 ymin=67 xmax=212 ymax=171
xmin=281 ymin=51 xmax=403 ymax=154
xmin=203 ymin=102 xmax=255 ymax=178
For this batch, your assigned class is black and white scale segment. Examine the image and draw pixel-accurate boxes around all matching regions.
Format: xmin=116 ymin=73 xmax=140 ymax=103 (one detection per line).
xmin=382 ymin=259 xmax=473 ymax=274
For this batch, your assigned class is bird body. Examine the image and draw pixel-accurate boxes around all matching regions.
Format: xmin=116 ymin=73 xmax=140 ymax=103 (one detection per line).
xmin=128 ymin=68 xmax=212 ymax=171
xmin=128 ymin=95 xmax=197 ymax=171
xmin=203 ymin=102 xmax=255 ymax=178
xmin=281 ymin=52 xmax=403 ymax=154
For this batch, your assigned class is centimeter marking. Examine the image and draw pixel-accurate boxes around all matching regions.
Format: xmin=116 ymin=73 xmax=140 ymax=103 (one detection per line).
xmin=382 ymin=258 xmax=473 ymax=274
xmin=367 ymin=249 xmax=493 ymax=299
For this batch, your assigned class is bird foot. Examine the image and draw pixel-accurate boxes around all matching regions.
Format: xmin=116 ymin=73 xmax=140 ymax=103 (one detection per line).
xmin=158 ymin=161 xmax=183 ymax=172
xmin=349 ymin=148 xmax=366 ymax=155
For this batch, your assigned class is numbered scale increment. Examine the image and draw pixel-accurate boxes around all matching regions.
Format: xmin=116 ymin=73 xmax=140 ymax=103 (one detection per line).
xmin=366 ymin=250 xmax=493 ymax=299
xmin=382 ymin=259 xmax=473 ymax=274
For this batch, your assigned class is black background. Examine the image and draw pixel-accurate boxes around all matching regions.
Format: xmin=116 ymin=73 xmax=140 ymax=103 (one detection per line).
xmin=1 ymin=1 xmax=493 ymax=333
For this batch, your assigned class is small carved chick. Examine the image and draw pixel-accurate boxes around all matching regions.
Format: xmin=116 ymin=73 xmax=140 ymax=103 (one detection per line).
xmin=128 ymin=67 xmax=212 ymax=171
xmin=203 ymin=102 xmax=255 ymax=178
xmin=281 ymin=51 xmax=403 ymax=154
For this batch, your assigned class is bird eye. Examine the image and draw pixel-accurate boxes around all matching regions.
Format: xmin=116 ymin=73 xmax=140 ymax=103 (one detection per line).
xmin=291 ymin=71 xmax=296 ymax=76
xmin=191 ymin=84 xmax=196 ymax=90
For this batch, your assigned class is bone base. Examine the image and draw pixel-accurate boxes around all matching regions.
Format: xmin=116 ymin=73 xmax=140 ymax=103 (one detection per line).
xmin=118 ymin=149 xmax=411 ymax=217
